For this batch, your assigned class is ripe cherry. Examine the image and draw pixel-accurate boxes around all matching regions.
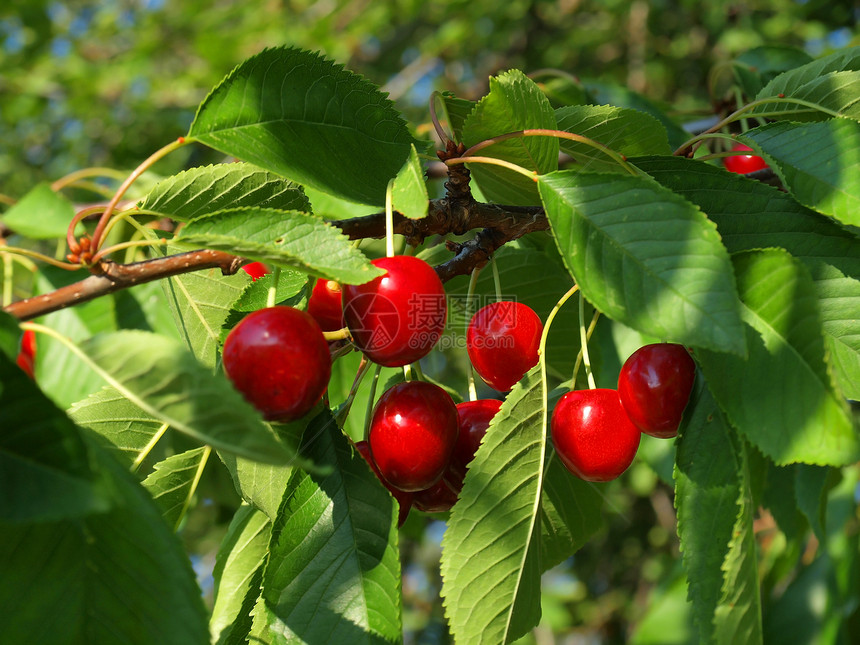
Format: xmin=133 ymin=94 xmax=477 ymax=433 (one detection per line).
xmin=413 ymin=477 xmax=460 ymax=513
xmin=551 ymin=388 xmax=641 ymax=482
xmin=241 ymin=261 xmax=269 ymax=281
xmin=16 ymin=329 xmax=36 ymax=380
xmin=308 ymin=278 xmax=345 ymax=332
xmin=368 ymin=381 xmax=458 ymax=492
xmin=222 ymin=306 xmax=331 ymax=422
xmin=355 ymin=440 xmax=412 ymax=527
xmin=447 ymin=399 xmax=503 ymax=486
xmin=467 ymin=301 xmax=542 ymax=391
xmin=723 ymin=143 xmax=768 ymax=174
xmin=618 ymin=343 xmax=695 ymax=438
xmin=342 ymin=256 xmax=446 ymax=367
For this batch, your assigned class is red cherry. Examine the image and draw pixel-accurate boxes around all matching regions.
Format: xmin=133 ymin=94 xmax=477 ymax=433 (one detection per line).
xmin=241 ymin=261 xmax=269 ymax=281
xmin=308 ymin=278 xmax=345 ymax=332
xmin=447 ymin=399 xmax=503 ymax=485
xmin=222 ymin=306 xmax=331 ymax=422
xmin=467 ymin=301 xmax=542 ymax=391
xmin=414 ymin=477 xmax=460 ymax=513
xmin=341 ymin=256 xmax=446 ymax=367
xmin=551 ymin=388 xmax=641 ymax=482
xmin=723 ymin=143 xmax=768 ymax=174
xmin=355 ymin=440 xmax=412 ymax=527
xmin=617 ymin=343 xmax=696 ymax=438
xmin=368 ymin=381 xmax=458 ymax=492
xmin=16 ymin=330 xmax=36 ymax=379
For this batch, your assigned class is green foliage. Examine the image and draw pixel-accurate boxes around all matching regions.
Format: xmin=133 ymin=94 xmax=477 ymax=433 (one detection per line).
xmin=3 ymin=40 xmax=860 ymax=645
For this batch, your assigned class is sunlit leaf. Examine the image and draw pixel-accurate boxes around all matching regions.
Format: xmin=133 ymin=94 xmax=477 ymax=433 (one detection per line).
xmin=177 ymin=207 xmax=383 ymax=285
xmin=138 ymin=162 xmax=310 ymax=221
xmin=539 ymin=170 xmax=745 ymax=354
xmin=142 ymin=447 xmax=209 ymax=530
xmin=189 ymin=46 xmax=416 ymax=205
xmin=0 ymin=182 xmax=76 ymax=239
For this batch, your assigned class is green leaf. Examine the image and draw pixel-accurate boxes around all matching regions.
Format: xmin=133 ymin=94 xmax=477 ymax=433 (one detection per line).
xmin=78 ymin=330 xmax=294 ymax=463
xmin=441 ymin=366 xmax=548 ymax=644
xmin=741 ymin=120 xmax=860 ymax=227
xmin=584 ymin=81 xmax=689 ymax=150
xmin=732 ymin=46 xmax=814 ymax=97
xmin=0 ymin=311 xmax=22 ymax=360
xmin=231 ymin=270 xmax=309 ymax=312
xmin=794 ymin=465 xmax=830 ymax=543
xmin=752 ymin=71 xmax=860 ymax=122
xmin=539 ymin=452 xmax=604 ymax=570
xmin=674 ymin=382 xmax=746 ymax=644
xmin=753 ymin=45 xmax=860 ymax=121
xmin=0 ymin=443 xmax=209 ymax=645
xmin=188 ymin=46 xmax=416 ymax=206
xmin=138 ymin=162 xmax=311 ymax=221
xmin=0 ymin=182 xmax=76 ymax=239
xmin=391 ymin=144 xmax=428 ymax=219
xmin=249 ymin=412 xmax=402 ymax=644
xmin=697 ymin=250 xmax=858 ymax=467
xmin=634 ymin=154 xmax=860 ymax=399
xmin=141 ymin=446 xmax=209 ymax=530
xmin=210 ymin=505 xmax=271 ymax=645
xmin=160 ymin=247 xmax=250 ymax=366
xmin=555 ymin=104 xmax=671 ymax=172
xmin=176 ymin=207 xmax=383 ymax=285
xmin=712 ymin=436 xmax=763 ymax=645
xmin=462 ymin=69 xmax=558 ymax=205
xmin=441 ymin=92 xmax=476 ymax=142
xmin=538 ymin=170 xmax=745 ymax=354
xmin=69 ymin=386 xmax=167 ymax=468
xmin=0 ymin=352 xmax=112 ymax=523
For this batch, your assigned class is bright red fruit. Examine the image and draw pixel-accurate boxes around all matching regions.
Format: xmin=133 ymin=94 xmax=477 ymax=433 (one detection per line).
xmin=723 ymin=143 xmax=768 ymax=174
xmin=368 ymin=381 xmax=458 ymax=492
xmin=341 ymin=256 xmax=446 ymax=367
xmin=413 ymin=477 xmax=460 ymax=513
xmin=241 ymin=261 xmax=269 ymax=281
xmin=222 ymin=306 xmax=331 ymax=422
xmin=618 ymin=343 xmax=695 ymax=438
xmin=467 ymin=301 xmax=542 ymax=391
xmin=355 ymin=440 xmax=412 ymax=527
xmin=308 ymin=279 xmax=345 ymax=331
xmin=16 ymin=329 xmax=36 ymax=379
xmin=551 ymin=389 xmax=641 ymax=482
xmin=447 ymin=399 xmax=503 ymax=485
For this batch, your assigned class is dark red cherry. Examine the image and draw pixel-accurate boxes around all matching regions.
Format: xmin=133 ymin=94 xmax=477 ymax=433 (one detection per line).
xmin=413 ymin=477 xmax=460 ymax=513
xmin=16 ymin=329 xmax=36 ymax=380
xmin=467 ymin=301 xmax=542 ymax=391
xmin=723 ymin=143 xmax=768 ymax=174
xmin=222 ymin=306 xmax=331 ymax=422
xmin=551 ymin=388 xmax=641 ymax=482
xmin=341 ymin=256 xmax=447 ymax=367
xmin=368 ymin=381 xmax=458 ymax=492
xmin=355 ymin=440 xmax=412 ymax=527
xmin=447 ymin=399 xmax=503 ymax=486
xmin=241 ymin=261 xmax=269 ymax=281
xmin=307 ymin=278 xmax=345 ymax=332
xmin=618 ymin=343 xmax=696 ymax=438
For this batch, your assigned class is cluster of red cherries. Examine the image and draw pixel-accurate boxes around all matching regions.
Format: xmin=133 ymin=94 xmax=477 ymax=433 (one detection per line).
xmin=224 ymin=255 xmax=696 ymax=525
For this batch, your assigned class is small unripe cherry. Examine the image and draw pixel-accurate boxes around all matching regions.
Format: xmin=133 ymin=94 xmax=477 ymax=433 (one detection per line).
xmin=222 ymin=306 xmax=330 ymax=422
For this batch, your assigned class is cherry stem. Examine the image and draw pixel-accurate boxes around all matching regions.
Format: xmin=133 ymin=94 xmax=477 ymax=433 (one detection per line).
xmin=579 ymin=293 xmax=597 ymax=389
xmin=65 ymin=205 xmax=105 ymax=253
xmin=364 ymin=363 xmax=383 ymax=441
xmin=491 ymin=256 xmax=502 ymax=302
xmin=51 ymin=167 xmax=126 ymax=193
xmin=174 ymin=445 xmax=211 ymax=531
xmin=0 ymin=246 xmax=82 ymax=271
xmin=429 ymin=91 xmax=453 ymax=146
xmin=90 ymin=238 xmax=167 ymax=264
xmin=88 ymin=137 xmax=188 ymax=253
xmin=465 ymin=266 xmax=482 ymax=402
xmin=2 ymin=254 xmax=12 ymax=308
xmin=445 ymin=156 xmax=538 ymax=182
xmin=322 ymin=327 xmax=351 ymax=342
xmin=460 ymin=128 xmax=639 ymax=176
xmin=131 ymin=422 xmax=170 ymax=472
xmin=385 ymin=180 xmax=396 ymax=258
xmin=538 ymin=284 xmax=580 ymax=452
xmin=572 ymin=309 xmax=601 ymax=387
xmin=266 ymin=266 xmax=281 ymax=308
xmin=411 ymin=360 xmax=425 ymax=382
